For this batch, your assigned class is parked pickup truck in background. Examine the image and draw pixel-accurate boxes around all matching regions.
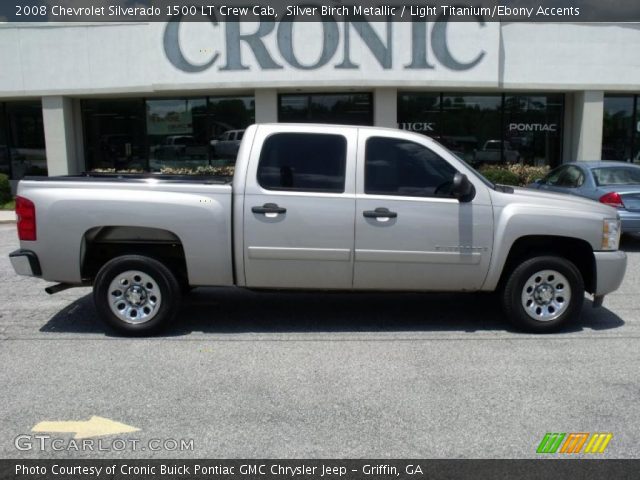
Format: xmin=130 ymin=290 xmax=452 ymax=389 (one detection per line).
xmin=210 ymin=129 xmax=245 ymax=158
xmin=474 ymin=140 xmax=520 ymax=166
xmin=10 ymin=124 xmax=627 ymax=335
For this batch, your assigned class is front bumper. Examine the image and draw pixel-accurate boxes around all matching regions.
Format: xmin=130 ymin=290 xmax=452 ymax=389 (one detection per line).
xmin=593 ymin=250 xmax=627 ymax=296
xmin=9 ymin=249 xmax=41 ymax=277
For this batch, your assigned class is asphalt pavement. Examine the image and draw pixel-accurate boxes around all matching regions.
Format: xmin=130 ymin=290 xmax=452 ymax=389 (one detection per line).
xmin=0 ymin=223 xmax=639 ymax=458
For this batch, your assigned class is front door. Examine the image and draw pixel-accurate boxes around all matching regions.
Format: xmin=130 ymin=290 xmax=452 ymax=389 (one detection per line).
xmin=353 ymin=132 xmax=494 ymax=291
xmin=243 ymin=125 xmax=357 ymax=289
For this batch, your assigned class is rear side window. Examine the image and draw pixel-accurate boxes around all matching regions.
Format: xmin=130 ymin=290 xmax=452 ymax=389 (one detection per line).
xmin=592 ymin=167 xmax=640 ymax=186
xmin=257 ymin=133 xmax=347 ymax=193
xmin=365 ymin=136 xmax=457 ymax=197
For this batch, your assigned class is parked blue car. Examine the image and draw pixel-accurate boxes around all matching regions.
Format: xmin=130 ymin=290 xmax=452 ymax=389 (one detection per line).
xmin=528 ymin=161 xmax=640 ymax=234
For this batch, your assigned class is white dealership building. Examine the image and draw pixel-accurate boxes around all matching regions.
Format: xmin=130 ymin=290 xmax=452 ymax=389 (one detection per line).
xmin=0 ymin=20 xmax=638 ymax=179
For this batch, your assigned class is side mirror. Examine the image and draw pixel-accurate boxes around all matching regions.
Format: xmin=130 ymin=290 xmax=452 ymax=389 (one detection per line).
xmin=452 ymin=172 xmax=476 ymax=203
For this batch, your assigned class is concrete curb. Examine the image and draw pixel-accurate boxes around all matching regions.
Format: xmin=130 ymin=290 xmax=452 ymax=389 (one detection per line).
xmin=0 ymin=212 xmax=16 ymax=224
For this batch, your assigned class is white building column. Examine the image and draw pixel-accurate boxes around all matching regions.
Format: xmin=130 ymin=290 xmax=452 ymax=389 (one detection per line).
xmin=42 ymin=96 xmax=80 ymax=175
xmin=373 ymin=88 xmax=397 ymax=128
xmin=254 ymin=89 xmax=278 ymax=124
xmin=570 ymin=91 xmax=604 ymax=162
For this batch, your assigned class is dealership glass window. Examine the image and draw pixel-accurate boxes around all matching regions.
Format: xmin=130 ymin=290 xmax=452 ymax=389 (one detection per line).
xmin=257 ymin=133 xmax=347 ymax=192
xmin=279 ymin=93 xmax=373 ymax=126
xmin=504 ymin=94 xmax=564 ymax=167
xmin=0 ymin=105 xmax=8 ymax=177
xmin=208 ymin=96 xmax=255 ymax=166
xmin=82 ymin=99 xmax=146 ymax=172
xmin=602 ymin=95 xmax=636 ymax=162
xmin=3 ymin=101 xmax=47 ymax=179
xmin=397 ymin=93 xmax=441 ymax=138
xmin=147 ymin=98 xmax=209 ymax=172
xmin=83 ymin=95 xmax=254 ymax=173
xmin=440 ymin=94 xmax=503 ymax=166
xmin=398 ymin=92 xmax=565 ymax=168
xmin=602 ymin=95 xmax=640 ymax=163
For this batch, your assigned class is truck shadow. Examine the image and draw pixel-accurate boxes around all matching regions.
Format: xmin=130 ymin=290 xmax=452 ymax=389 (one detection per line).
xmin=40 ymin=288 xmax=625 ymax=336
xmin=621 ymin=233 xmax=640 ymax=252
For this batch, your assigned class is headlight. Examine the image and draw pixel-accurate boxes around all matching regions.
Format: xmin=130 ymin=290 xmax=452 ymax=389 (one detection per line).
xmin=602 ymin=218 xmax=621 ymax=250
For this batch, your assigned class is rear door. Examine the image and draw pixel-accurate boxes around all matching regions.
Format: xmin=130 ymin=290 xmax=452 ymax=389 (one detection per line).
xmin=243 ymin=125 xmax=357 ymax=289
xmin=353 ymin=131 xmax=494 ymax=291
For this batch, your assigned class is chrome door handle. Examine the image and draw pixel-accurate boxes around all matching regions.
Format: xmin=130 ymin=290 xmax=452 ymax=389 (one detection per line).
xmin=252 ymin=203 xmax=287 ymax=214
xmin=363 ymin=207 xmax=397 ymax=219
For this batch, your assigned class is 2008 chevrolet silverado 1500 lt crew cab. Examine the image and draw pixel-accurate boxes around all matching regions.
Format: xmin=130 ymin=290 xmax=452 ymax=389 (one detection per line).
xmin=10 ymin=124 xmax=627 ymax=335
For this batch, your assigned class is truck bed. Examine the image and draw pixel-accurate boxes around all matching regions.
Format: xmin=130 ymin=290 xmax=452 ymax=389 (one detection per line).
xmin=23 ymin=172 xmax=233 ymax=184
xmin=17 ymin=174 xmax=235 ymax=286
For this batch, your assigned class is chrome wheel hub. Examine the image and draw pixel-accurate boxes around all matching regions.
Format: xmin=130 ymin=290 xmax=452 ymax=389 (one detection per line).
xmin=107 ymin=270 xmax=161 ymax=324
xmin=521 ymin=269 xmax=571 ymax=322
xmin=124 ymin=285 xmax=147 ymax=306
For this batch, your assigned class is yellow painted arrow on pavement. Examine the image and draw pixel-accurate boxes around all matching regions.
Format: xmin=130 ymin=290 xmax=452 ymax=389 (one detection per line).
xmin=32 ymin=416 xmax=139 ymax=439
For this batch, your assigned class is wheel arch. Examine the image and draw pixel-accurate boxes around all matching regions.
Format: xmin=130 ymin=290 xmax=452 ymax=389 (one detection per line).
xmin=495 ymin=235 xmax=596 ymax=294
xmin=80 ymin=226 xmax=188 ymax=285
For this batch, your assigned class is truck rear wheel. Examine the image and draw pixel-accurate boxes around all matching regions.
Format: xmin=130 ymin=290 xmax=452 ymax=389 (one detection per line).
xmin=502 ymin=256 xmax=584 ymax=333
xmin=93 ymin=255 xmax=181 ymax=336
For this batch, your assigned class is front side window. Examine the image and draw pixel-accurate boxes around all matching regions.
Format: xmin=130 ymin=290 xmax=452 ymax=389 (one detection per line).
xmin=543 ymin=166 xmax=568 ymax=186
xmin=558 ymin=166 xmax=585 ymax=188
xmin=365 ymin=137 xmax=457 ymax=197
xmin=544 ymin=165 xmax=584 ymax=188
xmin=257 ymin=133 xmax=347 ymax=193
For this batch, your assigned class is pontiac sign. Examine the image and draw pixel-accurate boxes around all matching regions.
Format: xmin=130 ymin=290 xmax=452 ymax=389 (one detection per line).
xmin=163 ymin=16 xmax=489 ymax=74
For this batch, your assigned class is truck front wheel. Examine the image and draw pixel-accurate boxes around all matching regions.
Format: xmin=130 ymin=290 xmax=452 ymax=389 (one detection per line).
xmin=502 ymin=256 xmax=584 ymax=333
xmin=93 ymin=255 xmax=182 ymax=336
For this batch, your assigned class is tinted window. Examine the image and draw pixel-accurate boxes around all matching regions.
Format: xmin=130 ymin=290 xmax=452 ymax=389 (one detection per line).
xmin=365 ymin=137 xmax=457 ymax=197
xmin=257 ymin=133 xmax=347 ymax=193
xmin=592 ymin=166 xmax=640 ymax=186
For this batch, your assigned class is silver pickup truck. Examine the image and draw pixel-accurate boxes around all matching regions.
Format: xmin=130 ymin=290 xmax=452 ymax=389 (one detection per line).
xmin=10 ymin=123 xmax=627 ymax=335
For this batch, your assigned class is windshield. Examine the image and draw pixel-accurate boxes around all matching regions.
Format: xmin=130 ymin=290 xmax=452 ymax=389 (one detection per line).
xmin=592 ymin=166 xmax=640 ymax=186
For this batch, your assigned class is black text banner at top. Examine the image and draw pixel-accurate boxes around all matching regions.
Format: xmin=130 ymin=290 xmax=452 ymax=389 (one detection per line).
xmin=4 ymin=0 xmax=640 ymax=22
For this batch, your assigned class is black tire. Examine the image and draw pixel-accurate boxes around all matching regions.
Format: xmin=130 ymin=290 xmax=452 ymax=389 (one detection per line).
xmin=502 ymin=256 xmax=584 ymax=333
xmin=93 ymin=255 xmax=182 ymax=336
